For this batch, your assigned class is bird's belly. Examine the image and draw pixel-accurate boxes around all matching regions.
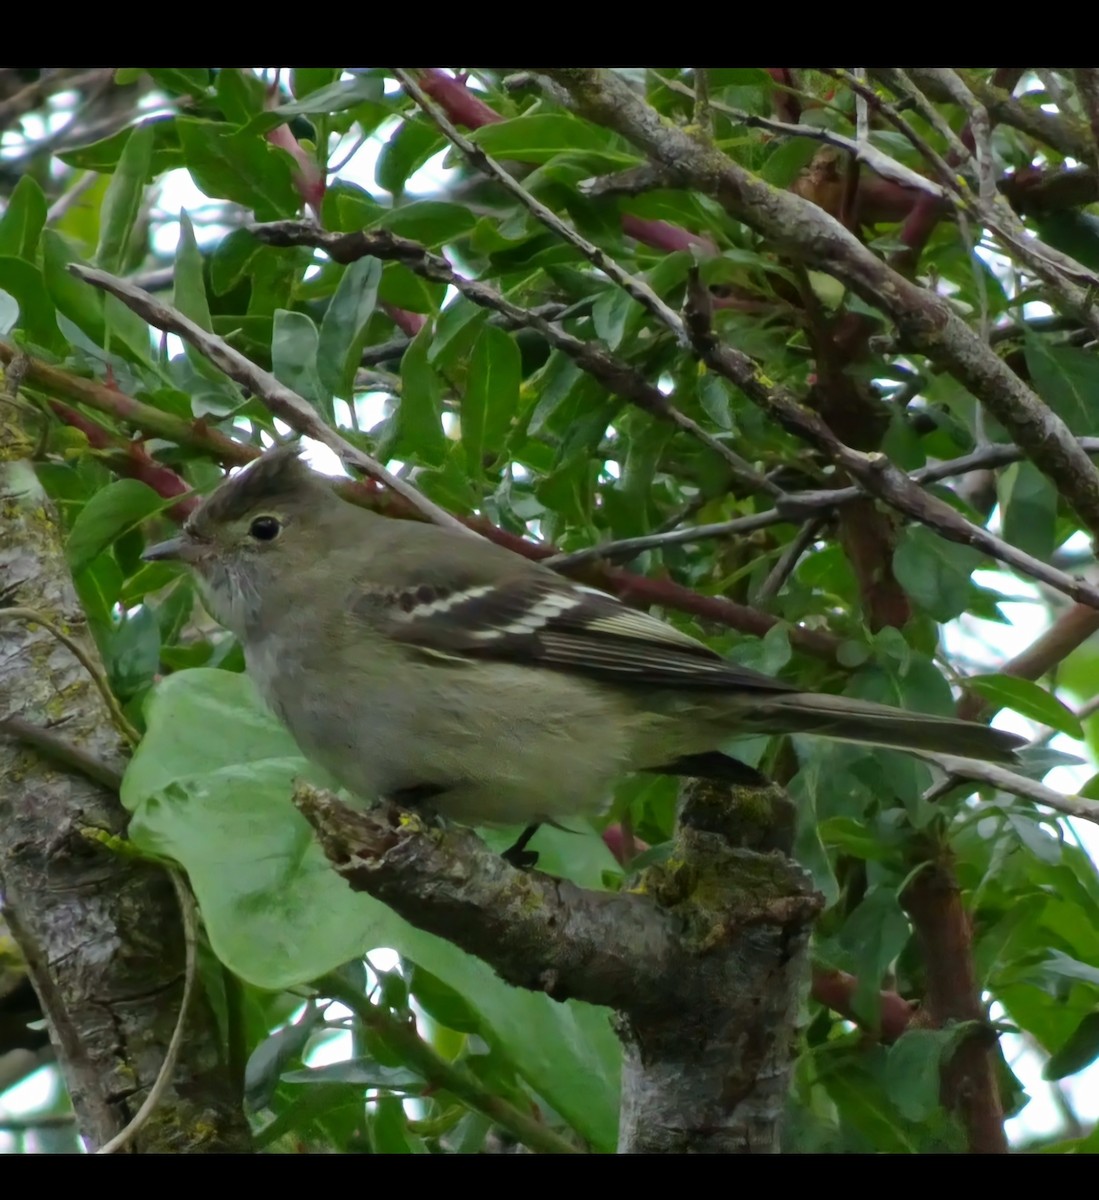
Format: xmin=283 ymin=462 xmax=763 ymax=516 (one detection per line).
xmin=257 ymin=655 xmax=636 ymax=827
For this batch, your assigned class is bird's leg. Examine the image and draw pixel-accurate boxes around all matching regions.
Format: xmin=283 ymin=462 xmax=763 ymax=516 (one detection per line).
xmin=502 ymin=823 xmax=541 ymax=870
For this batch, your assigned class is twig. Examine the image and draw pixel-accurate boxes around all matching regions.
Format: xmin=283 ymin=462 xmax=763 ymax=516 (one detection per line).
xmin=67 ymin=264 xmax=470 ymax=534
xmin=542 ymin=508 xmax=790 ymax=569
xmin=96 ymin=868 xmax=197 ymax=1154
xmin=0 ymin=715 xmax=123 ymax=791
xmin=394 ymin=67 xmax=691 ymax=349
xmin=753 ymin=517 xmax=824 ymax=607
xmin=320 ymin=971 xmax=581 ymax=1154
xmin=44 ymin=170 xmax=99 ymax=225
xmin=652 ymin=70 xmax=944 ymax=199
xmin=682 ymin=279 xmax=1099 ymax=610
xmin=0 ymin=608 xmax=139 ymax=744
xmin=918 ymin=753 xmax=1099 ymax=824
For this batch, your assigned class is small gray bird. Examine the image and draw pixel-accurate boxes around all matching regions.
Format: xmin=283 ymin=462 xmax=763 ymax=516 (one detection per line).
xmin=143 ymin=445 xmax=1024 ymax=836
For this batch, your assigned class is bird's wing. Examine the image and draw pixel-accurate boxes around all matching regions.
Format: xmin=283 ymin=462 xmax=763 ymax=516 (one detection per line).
xmin=353 ymin=568 xmax=798 ymax=693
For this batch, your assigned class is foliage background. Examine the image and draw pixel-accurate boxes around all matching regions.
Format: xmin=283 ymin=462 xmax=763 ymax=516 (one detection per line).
xmin=2 ymin=66 xmax=1099 ymax=1152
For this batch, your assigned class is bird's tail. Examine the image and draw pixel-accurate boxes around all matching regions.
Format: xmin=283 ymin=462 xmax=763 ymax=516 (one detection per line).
xmin=735 ymin=692 xmax=1025 ymax=764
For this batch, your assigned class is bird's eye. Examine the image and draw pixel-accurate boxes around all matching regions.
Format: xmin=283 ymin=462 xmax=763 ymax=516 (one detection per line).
xmin=248 ymin=515 xmax=282 ymax=542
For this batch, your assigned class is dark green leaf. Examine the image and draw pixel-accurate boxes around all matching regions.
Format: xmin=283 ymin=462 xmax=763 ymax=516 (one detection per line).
xmin=209 ymin=227 xmax=262 ymax=296
xmin=1043 ymin=1010 xmax=1099 ymax=1080
xmin=176 ymin=118 xmax=299 ymax=221
xmin=245 ymin=1002 xmax=325 ymax=1110
xmin=66 ymin=479 xmax=176 ymax=574
xmin=148 ymin=68 xmax=212 ymax=98
xmin=105 ymin=604 xmax=161 ymax=700
xmin=886 ymin=1026 xmax=972 ymax=1121
xmin=999 ymin=461 xmax=1056 ymax=562
xmin=394 ymin=323 xmax=447 ymax=465
xmin=95 ymin=122 xmax=154 ymax=273
xmin=376 ymin=121 xmax=445 ymax=197
xmin=462 ymin=324 xmax=520 ymax=474
xmin=471 ymin=114 xmax=638 ymax=168
xmin=373 ymin=201 xmax=476 ymax=246
xmin=215 ymin=67 xmax=266 ymax=125
xmin=0 ymin=175 xmax=47 ymax=260
xmin=58 ymin=116 xmax=182 ymax=178
xmin=407 ymin=965 xmax=481 ymax=1033
xmin=967 ymin=675 xmax=1082 ymax=738
xmin=0 ymin=256 xmax=65 ymax=352
xmin=317 ymin=258 xmax=382 ymax=400
xmin=892 ymin=526 xmax=984 ymax=622
xmin=271 ymin=310 xmax=329 ymax=418
xmin=322 ymin=181 xmax=384 ymax=232
xmin=1025 ymin=335 xmax=1099 ymax=435
xmin=41 ymin=231 xmax=106 ymax=346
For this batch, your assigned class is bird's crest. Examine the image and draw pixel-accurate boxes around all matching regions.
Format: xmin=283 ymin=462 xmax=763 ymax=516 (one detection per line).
xmin=198 ymin=443 xmax=328 ymax=525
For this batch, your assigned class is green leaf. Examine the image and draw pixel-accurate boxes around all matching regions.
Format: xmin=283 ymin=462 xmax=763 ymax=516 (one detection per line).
xmin=376 ymin=121 xmax=445 ymax=197
xmin=215 ymin=67 xmax=267 ymax=126
xmin=245 ymin=1003 xmax=326 ymax=1110
xmin=177 ymin=118 xmax=299 ymax=221
xmin=105 ymin=604 xmax=161 ymax=700
xmin=1043 ymin=1010 xmax=1099 ymax=1080
xmin=148 ymin=68 xmax=212 ymax=99
xmin=317 ymin=258 xmax=382 ymax=400
xmin=886 ymin=1026 xmax=971 ymax=1121
xmin=172 ymin=210 xmax=231 ymax=388
xmin=967 ymin=675 xmax=1083 ymax=738
xmin=471 ymin=115 xmax=638 ymax=169
xmin=41 ymin=231 xmax=106 ymax=347
xmin=95 ymin=122 xmax=154 ymax=273
xmin=462 ymin=324 xmax=520 ymax=475
xmin=271 ymin=309 xmax=329 ymax=418
xmin=270 ymin=74 xmax=381 ymax=119
xmin=1025 ymin=335 xmax=1099 ymax=435
xmin=372 ymin=201 xmax=476 ymax=246
xmin=0 ymin=256 xmax=65 ymax=352
xmin=121 ymin=669 xmax=621 ymax=1151
xmin=66 ymin=479 xmax=177 ymax=575
xmin=57 ymin=116 xmax=183 ymax=178
xmin=394 ymin=323 xmax=447 ymax=465
xmin=892 ymin=526 xmax=984 ymax=622
xmin=834 ymin=887 xmax=911 ymax=1026
xmin=999 ymin=461 xmax=1056 ymax=562
xmin=0 ymin=175 xmax=47 ymax=260
xmin=209 ymin=227 xmax=261 ymax=296
xmin=322 ymin=181 xmax=384 ymax=232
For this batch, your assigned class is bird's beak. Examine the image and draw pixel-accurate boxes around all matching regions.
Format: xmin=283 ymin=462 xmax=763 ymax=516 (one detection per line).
xmin=142 ymin=535 xmax=199 ymax=564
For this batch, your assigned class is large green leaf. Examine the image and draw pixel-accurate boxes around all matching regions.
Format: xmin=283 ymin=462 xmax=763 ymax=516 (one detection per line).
xmin=66 ymin=479 xmax=181 ymax=574
xmin=462 ymin=323 xmax=521 ymax=474
xmin=892 ymin=526 xmax=984 ymax=622
xmin=94 ymin=122 xmax=154 ymax=273
xmin=0 ymin=175 xmax=46 ymax=261
xmin=121 ymin=669 xmax=620 ymax=1150
xmin=317 ymin=257 xmax=382 ymax=400
xmin=1025 ymin=335 xmax=1099 ymax=435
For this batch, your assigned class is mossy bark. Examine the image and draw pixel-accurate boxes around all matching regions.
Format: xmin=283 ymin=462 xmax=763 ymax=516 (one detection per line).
xmin=0 ymin=414 xmax=250 ymax=1152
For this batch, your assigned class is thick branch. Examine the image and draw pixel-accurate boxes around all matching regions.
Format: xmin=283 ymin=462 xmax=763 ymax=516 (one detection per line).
xmin=294 ymin=780 xmax=822 ymax=1154
xmin=0 ymin=435 xmax=250 ymax=1152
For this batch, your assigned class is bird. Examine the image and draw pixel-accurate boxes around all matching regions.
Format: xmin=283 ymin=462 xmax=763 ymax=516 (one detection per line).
xmin=142 ymin=444 xmax=1025 ymax=856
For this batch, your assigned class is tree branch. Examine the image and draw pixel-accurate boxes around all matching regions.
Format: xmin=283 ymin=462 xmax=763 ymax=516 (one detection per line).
xmin=293 ymin=778 xmax=822 ymax=1153
xmin=541 ymin=68 xmax=1099 ymax=544
xmin=66 ymin=266 xmax=470 ymax=534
